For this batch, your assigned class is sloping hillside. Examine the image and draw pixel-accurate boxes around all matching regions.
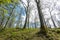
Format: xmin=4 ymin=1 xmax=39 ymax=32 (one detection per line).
xmin=0 ymin=28 xmax=60 ymax=40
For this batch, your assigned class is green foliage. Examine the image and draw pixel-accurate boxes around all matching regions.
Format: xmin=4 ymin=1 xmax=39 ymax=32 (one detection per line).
xmin=0 ymin=0 xmax=18 ymax=4
xmin=0 ymin=28 xmax=38 ymax=40
xmin=0 ymin=28 xmax=60 ymax=40
xmin=0 ymin=0 xmax=19 ymax=13
xmin=0 ymin=0 xmax=19 ymax=19
xmin=0 ymin=8 xmax=8 ymax=14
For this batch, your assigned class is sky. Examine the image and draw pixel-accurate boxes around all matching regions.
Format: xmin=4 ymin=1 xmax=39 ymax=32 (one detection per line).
xmin=15 ymin=0 xmax=60 ymax=28
xmin=42 ymin=0 xmax=60 ymax=26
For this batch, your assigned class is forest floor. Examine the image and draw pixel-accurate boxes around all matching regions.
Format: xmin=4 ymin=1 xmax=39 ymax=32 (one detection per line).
xmin=0 ymin=28 xmax=60 ymax=40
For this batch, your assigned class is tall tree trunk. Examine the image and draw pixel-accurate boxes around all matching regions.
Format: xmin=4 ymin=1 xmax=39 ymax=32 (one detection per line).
xmin=23 ymin=15 xmax=27 ymax=29
xmin=23 ymin=0 xmax=30 ymax=29
xmin=23 ymin=12 xmax=29 ymax=29
xmin=50 ymin=12 xmax=56 ymax=28
xmin=27 ymin=13 xmax=29 ymax=28
xmin=4 ymin=6 xmax=15 ymax=29
xmin=23 ymin=10 xmax=30 ymax=29
xmin=0 ymin=17 xmax=4 ymax=27
xmin=35 ymin=0 xmax=48 ymax=35
xmin=0 ymin=11 xmax=4 ymax=27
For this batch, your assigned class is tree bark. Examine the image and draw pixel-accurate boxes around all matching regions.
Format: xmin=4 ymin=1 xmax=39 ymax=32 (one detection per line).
xmin=4 ymin=6 xmax=15 ymax=29
xmin=23 ymin=0 xmax=30 ymax=29
xmin=50 ymin=12 xmax=57 ymax=28
xmin=35 ymin=0 xmax=48 ymax=35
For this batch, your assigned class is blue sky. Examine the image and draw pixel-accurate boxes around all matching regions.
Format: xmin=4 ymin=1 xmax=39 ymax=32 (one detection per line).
xmin=16 ymin=5 xmax=26 ymax=16
xmin=14 ymin=4 xmax=26 ymax=22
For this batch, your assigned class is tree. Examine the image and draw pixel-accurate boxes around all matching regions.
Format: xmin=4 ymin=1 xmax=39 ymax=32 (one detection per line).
xmin=21 ymin=0 xmax=30 ymax=29
xmin=35 ymin=0 xmax=48 ymax=35
xmin=0 ymin=7 xmax=8 ymax=31
xmin=0 ymin=0 xmax=19 ymax=29
xmin=7 ymin=12 xmax=16 ymax=28
xmin=42 ymin=0 xmax=57 ymax=28
xmin=4 ymin=5 xmax=16 ymax=28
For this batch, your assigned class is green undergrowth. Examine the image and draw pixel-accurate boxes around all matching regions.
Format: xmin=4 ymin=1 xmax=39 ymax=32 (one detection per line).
xmin=0 ymin=28 xmax=60 ymax=40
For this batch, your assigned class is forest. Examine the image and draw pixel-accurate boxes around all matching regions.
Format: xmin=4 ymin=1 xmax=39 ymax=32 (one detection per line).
xmin=0 ymin=0 xmax=60 ymax=40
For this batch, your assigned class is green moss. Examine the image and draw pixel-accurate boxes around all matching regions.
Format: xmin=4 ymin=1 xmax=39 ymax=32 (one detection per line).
xmin=0 ymin=28 xmax=60 ymax=40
